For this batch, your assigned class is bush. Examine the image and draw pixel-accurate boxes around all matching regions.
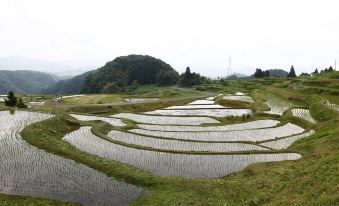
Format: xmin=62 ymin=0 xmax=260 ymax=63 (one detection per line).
xmin=4 ymin=91 xmax=17 ymax=107
xmin=310 ymin=103 xmax=333 ymax=122
xmin=17 ymin=99 xmax=27 ymax=108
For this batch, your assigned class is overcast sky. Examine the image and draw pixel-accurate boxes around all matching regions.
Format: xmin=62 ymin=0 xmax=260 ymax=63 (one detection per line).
xmin=1 ymin=0 xmax=338 ymax=76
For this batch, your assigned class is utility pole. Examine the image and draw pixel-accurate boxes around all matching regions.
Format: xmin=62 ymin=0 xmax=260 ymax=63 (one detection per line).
xmin=227 ymin=56 xmax=232 ymax=77
xmin=335 ymin=60 xmax=337 ymax=71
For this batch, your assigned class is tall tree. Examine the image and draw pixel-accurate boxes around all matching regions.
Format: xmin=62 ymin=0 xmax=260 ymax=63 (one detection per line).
xmin=4 ymin=91 xmax=18 ymax=107
xmin=312 ymin=68 xmax=319 ymax=75
xmin=180 ymin=67 xmax=192 ymax=86
xmin=287 ymin=65 xmax=297 ymax=77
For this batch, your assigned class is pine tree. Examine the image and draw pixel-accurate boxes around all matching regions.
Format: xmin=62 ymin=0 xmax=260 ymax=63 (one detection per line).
xmin=17 ymin=99 xmax=27 ymax=108
xmin=4 ymin=91 xmax=17 ymax=107
xmin=312 ymin=68 xmax=319 ymax=75
xmin=287 ymin=65 xmax=296 ymax=77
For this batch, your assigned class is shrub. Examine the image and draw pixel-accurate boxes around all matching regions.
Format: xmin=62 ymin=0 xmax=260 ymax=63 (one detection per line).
xmin=309 ymin=103 xmax=333 ymax=122
xmin=4 ymin=91 xmax=18 ymax=107
xmin=17 ymin=99 xmax=28 ymax=108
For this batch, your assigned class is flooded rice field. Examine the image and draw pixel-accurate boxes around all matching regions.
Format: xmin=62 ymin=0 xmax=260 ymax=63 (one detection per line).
xmin=63 ymin=127 xmax=301 ymax=178
xmin=70 ymin=114 xmax=126 ymax=127
xmin=108 ymin=129 xmax=268 ymax=152
xmin=0 ymin=111 xmax=142 ymax=206
xmin=223 ymin=95 xmax=254 ymax=102
xmin=111 ymin=113 xmax=220 ymax=125
xmin=165 ymin=104 xmax=227 ymax=109
xmin=291 ymin=108 xmax=316 ymax=123
xmin=143 ymin=109 xmax=253 ymax=117
xmin=130 ymin=123 xmax=304 ymax=142
xmin=260 ymin=130 xmax=315 ymax=150
xmin=188 ymin=100 xmax=215 ymax=105
xmin=137 ymin=119 xmax=280 ymax=132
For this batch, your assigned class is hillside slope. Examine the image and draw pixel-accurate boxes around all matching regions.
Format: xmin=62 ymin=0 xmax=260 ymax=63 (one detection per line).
xmin=42 ymin=71 xmax=94 ymax=95
xmin=83 ymin=55 xmax=178 ymax=93
xmin=0 ymin=70 xmax=58 ymax=94
xmin=44 ymin=55 xmax=179 ymax=95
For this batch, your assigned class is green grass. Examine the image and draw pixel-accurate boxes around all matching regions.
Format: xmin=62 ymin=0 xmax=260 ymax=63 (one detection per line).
xmin=46 ymin=94 xmax=123 ymax=105
xmin=120 ymin=85 xmax=204 ymax=98
xmin=30 ymin=97 xmax=200 ymax=116
xmin=0 ymin=193 xmax=80 ymax=206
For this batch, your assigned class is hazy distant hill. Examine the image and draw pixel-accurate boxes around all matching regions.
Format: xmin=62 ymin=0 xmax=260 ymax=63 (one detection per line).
xmin=223 ymin=73 xmax=248 ymax=80
xmin=0 ymin=56 xmax=92 ymax=76
xmin=0 ymin=70 xmax=59 ymax=94
xmin=268 ymin=69 xmax=288 ymax=77
xmin=249 ymin=69 xmax=288 ymax=78
xmin=42 ymin=71 xmax=94 ymax=95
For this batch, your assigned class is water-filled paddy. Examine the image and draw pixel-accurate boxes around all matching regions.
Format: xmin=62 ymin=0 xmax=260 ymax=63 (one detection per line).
xmin=108 ymin=129 xmax=268 ymax=152
xmin=137 ymin=119 xmax=280 ymax=132
xmin=64 ymin=127 xmax=301 ymax=178
xmin=143 ymin=109 xmax=253 ymax=117
xmin=165 ymin=104 xmax=226 ymax=109
xmin=70 ymin=114 xmax=126 ymax=127
xmin=111 ymin=113 xmax=220 ymax=125
xmin=260 ymin=130 xmax=315 ymax=150
xmin=0 ymin=111 xmax=142 ymax=206
xmin=130 ymin=123 xmax=304 ymax=142
xmin=291 ymin=108 xmax=316 ymax=123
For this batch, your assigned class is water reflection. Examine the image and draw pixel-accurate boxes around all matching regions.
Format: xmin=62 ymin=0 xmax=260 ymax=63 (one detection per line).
xmin=0 ymin=111 xmax=142 ymax=206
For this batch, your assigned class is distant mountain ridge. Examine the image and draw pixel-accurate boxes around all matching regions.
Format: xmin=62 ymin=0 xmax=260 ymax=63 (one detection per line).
xmin=0 ymin=70 xmax=59 ymax=94
xmin=42 ymin=71 xmax=95 ymax=95
xmin=0 ymin=56 xmax=93 ymax=76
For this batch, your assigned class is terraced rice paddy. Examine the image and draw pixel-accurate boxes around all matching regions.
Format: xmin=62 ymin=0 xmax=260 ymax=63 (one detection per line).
xmin=263 ymin=94 xmax=294 ymax=115
xmin=143 ymin=108 xmax=253 ymax=117
xmin=0 ymin=111 xmax=142 ymax=206
xmin=260 ymin=130 xmax=315 ymax=150
xmin=165 ymin=104 xmax=226 ymax=109
xmin=291 ymin=108 xmax=317 ymax=123
xmin=137 ymin=120 xmax=280 ymax=132
xmin=111 ymin=113 xmax=220 ymax=125
xmin=325 ymin=100 xmax=339 ymax=111
xmin=236 ymin=92 xmax=246 ymax=96
xmin=70 ymin=114 xmax=126 ymax=127
xmin=63 ymin=127 xmax=301 ymax=178
xmin=124 ymin=98 xmax=160 ymax=103
xmin=130 ymin=123 xmax=304 ymax=142
xmin=188 ymin=100 xmax=215 ymax=105
xmin=223 ymin=95 xmax=254 ymax=102
xmin=206 ymin=94 xmax=223 ymax=100
xmin=108 ymin=130 xmax=268 ymax=152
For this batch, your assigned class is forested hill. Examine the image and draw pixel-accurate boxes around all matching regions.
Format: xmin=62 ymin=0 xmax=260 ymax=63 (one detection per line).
xmin=0 ymin=70 xmax=58 ymax=94
xmin=44 ymin=55 xmax=179 ymax=95
xmin=83 ymin=55 xmax=179 ymax=93
xmin=42 ymin=71 xmax=94 ymax=95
